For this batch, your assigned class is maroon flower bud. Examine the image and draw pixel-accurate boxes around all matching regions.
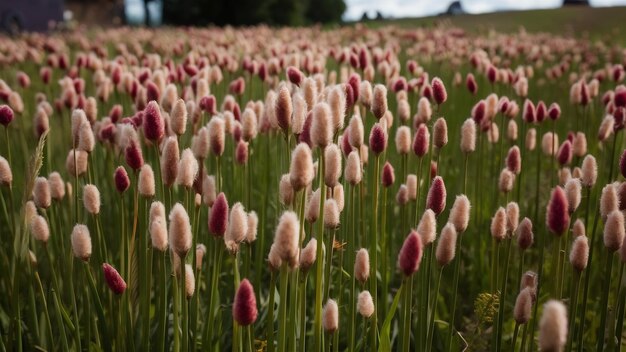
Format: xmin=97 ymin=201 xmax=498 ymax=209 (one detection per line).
xmin=427 ymin=176 xmax=446 ymax=215
xmin=487 ymin=65 xmax=497 ymax=83
xmin=125 ymin=141 xmax=144 ymax=171
xmin=0 ymin=105 xmax=14 ymax=126
xmin=548 ymin=102 xmax=561 ymax=120
xmin=114 ymin=166 xmax=130 ymax=193
xmin=348 ymin=73 xmax=361 ymax=102
xmin=235 ymin=140 xmax=248 ymax=165
xmin=398 ymin=230 xmax=423 ymax=276
xmin=412 ymin=124 xmax=429 ymax=157
xmin=547 ymin=186 xmax=570 ymax=235
xmin=382 ymin=161 xmax=395 ymax=187
xmin=431 ymin=77 xmax=447 ymax=105
xmin=143 ymin=101 xmax=165 ymax=142
xmin=614 ymin=107 xmax=625 ymax=131
xmin=146 ymin=81 xmax=160 ymax=103
xmin=102 ymin=263 xmax=126 ymax=295
xmin=393 ymin=77 xmax=408 ymax=93
xmin=536 ymin=101 xmax=547 ymax=123
xmin=40 ymin=67 xmax=51 ymax=85
xmin=299 ymin=111 xmax=313 ymax=147
xmin=110 ymin=104 xmax=123 ymax=124
xmin=472 ymin=100 xmax=486 ymax=124
xmin=344 ymin=83 xmax=355 ymax=112
xmin=229 ymin=77 xmax=245 ymax=96
xmin=466 ymin=73 xmax=478 ymax=95
xmin=430 ymin=161 xmax=438 ymax=179
xmin=233 ymin=278 xmax=257 ymax=326
xmin=209 ymin=192 xmax=229 ymax=237
xmin=522 ymin=100 xmax=536 ymax=124
xmin=287 ymin=66 xmax=303 ymax=86
xmin=506 ymin=146 xmax=521 ymax=174
xmin=369 ymin=123 xmax=387 ymax=155
xmin=421 ymin=84 xmax=433 ymax=100
xmin=615 ymin=86 xmax=626 ymax=108
xmin=359 ymin=47 xmax=369 ymax=70
xmin=557 ymin=141 xmax=573 ymax=166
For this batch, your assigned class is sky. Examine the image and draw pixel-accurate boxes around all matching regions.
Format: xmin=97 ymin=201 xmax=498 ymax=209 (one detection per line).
xmin=343 ymin=0 xmax=626 ymax=20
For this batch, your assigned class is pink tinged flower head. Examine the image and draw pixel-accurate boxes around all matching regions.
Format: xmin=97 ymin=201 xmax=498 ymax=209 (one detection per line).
xmin=570 ymin=236 xmax=589 ymax=272
xmin=513 ymin=288 xmax=533 ymax=324
xmin=460 ymin=119 xmax=476 ymax=154
xmin=581 ymin=155 xmax=597 ymax=187
xmin=103 ymin=263 xmax=127 ymax=295
xmin=382 ymin=161 xmax=395 ymax=188
xmin=369 ymin=123 xmax=387 ymax=155
xmin=114 ymin=166 xmax=130 ymax=193
xmin=311 ymin=103 xmax=333 ymax=149
xmin=299 ymin=238 xmax=317 ymax=272
xmin=71 ymin=224 xmax=92 ymax=261
xmin=604 ymin=210 xmax=625 ymax=252
xmin=516 ymin=217 xmax=534 ymax=250
xmin=275 ymin=86 xmax=292 ymax=134
xmin=273 ymin=211 xmax=300 ymax=269
xmin=0 ymin=105 xmax=14 ymax=126
xmin=538 ymin=300 xmax=568 ymax=352
xmin=371 ymin=84 xmax=388 ymax=119
xmin=209 ymin=193 xmax=229 ymax=237
xmin=433 ymin=117 xmax=448 ymax=149
xmin=398 ymin=230 xmax=423 ymax=276
xmin=143 ymin=101 xmax=165 ymax=142
xmin=322 ymin=299 xmax=339 ymax=333
xmin=431 ymin=77 xmax=447 ymax=105
xmin=169 ymin=203 xmax=192 ymax=258
xmin=413 ymin=124 xmax=430 ymax=157
xmin=522 ymin=100 xmax=536 ymax=124
xmin=448 ymin=195 xmax=471 ymax=233
xmin=436 ymin=223 xmax=457 ymax=266
xmin=547 ymin=186 xmax=570 ymax=235
xmin=233 ymin=279 xmax=257 ymax=326
xmin=357 ymin=291 xmax=375 ymax=318
xmin=556 ymin=141 xmax=573 ymax=166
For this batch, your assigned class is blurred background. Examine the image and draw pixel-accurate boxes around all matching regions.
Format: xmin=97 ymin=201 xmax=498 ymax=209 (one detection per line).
xmin=1 ymin=0 xmax=626 ymax=32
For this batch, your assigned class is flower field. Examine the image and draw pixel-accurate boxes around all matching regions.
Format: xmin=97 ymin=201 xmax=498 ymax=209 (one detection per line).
xmin=0 ymin=19 xmax=625 ymax=351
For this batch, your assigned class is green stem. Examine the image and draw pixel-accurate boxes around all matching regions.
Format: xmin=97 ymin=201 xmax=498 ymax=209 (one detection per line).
xmin=446 ymin=234 xmax=464 ymax=351
xmin=495 ymin=237 xmax=514 ymax=352
xmin=277 ymin=265 xmax=289 ymax=352
xmin=567 ymin=270 xmax=582 ymax=352
xmin=314 ymin=151 xmax=327 ymax=352
xmin=369 ymin=154 xmax=380 ymax=352
xmin=597 ymin=252 xmax=615 ymax=351
xmin=427 ymin=268 xmax=444 ymax=352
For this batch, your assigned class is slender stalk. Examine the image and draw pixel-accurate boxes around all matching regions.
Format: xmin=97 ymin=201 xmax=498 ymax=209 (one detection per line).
xmin=596 ymin=252 xmax=615 ymax=351
xmin=156 ymin=251 xmax=167 ymax=352
xmin=427 ymin=268 xmax=444 ymax=352
xmin=277 ymin=265 xmax=289 ymax=352
xmin=567 ymin=270 xmax=582 ymax=352
xmin=511 ymin=323 xmax=521 ymax=351
xmin=267 ymin=270 xmax=277 ymax=352
xmin=495 ymin=237 xmax=514 ymax=352
xmin=369 ymin=154 xmax=381 ymax=352
xmin=446 ymin=234 xmax=464 ymax=351
xmin=314 ymin=151 xmax=327 ymax=352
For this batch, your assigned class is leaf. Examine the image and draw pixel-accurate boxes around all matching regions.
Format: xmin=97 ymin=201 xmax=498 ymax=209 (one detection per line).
xmin=378 ymin=281 xmax=404 ymax=352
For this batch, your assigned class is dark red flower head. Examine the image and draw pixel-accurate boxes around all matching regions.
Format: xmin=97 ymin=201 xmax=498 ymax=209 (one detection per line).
xmin=536 ymin=101 xmax=547 ymax=123
xmin=615 ymin=86 xmax=626 ymax=108
xmin=472 ymin=100 xmax=486 ymax=125
xmin=125 ymin=141 xmax=144 ymax=171
xmin=557 ymin=140 xmax=573 ymax=166
xmin=382 ymin=161 xmax=395 ymax=188
xmin=413 ymin=124 xmax=429 ymax=157
xmin=547 ymin=186 xmax=570 ymax=235
xmin=466 ymin=73 xmax=478 ymax=95
xmin=548 ymin=102 xmax=561 ymax=120
xmin=427 ymin=176 xmax=446 ymax=215
xmin=348 ymin=73 xmax=361 ymax=102
xmin=398 ymin=230 xmax=423 ymax=276
xmin=233 ymin=279 xmax=257 ymax=326
xmin=369 ymin=123 xmax=387 ymax=155
xmin=431 ymin=77 xmax=447 ymax=105
xmin=0 ymin=105 xmax=14 ymax=126
xmin=287 ymin=66 xmax=303 ymax=86
xmin=146 ymin=81 xmax=160 ymax=103
xmin=102 ymin=263 xmax=126 ymax=295
xmin=487 ymin=65 xmax=497 ymax=83
xmin=143 ymin=101 xmax=165 ymax=142
xmin=209 ymin=192 xmax=229 ymax=237
xmin=114 ymin=166 xmax=130 ymax=193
